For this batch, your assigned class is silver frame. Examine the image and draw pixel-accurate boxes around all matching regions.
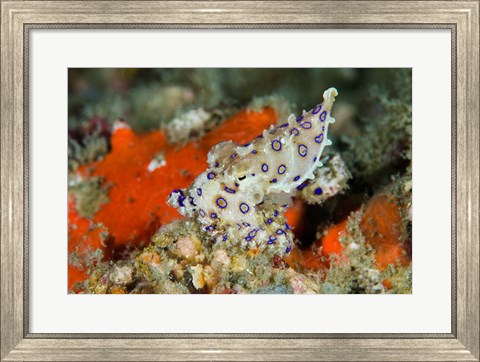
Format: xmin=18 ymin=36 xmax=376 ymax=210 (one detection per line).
xmin=1 ymin=1 xmax=478 ymax=361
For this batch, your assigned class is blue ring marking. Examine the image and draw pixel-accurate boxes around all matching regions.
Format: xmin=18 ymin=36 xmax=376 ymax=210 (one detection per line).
xmin=237 ymin=223 xmax=242 ymax=230
xmin=301 ymin=121 xmax=312 ymax=129
xmin=276 ymin=229 xmax=286 ymax=236
xmin=222 ymin=235 xmax=227 ymax=241
xmin=178 ymin=195 xmax=186 ymax=207
xmin=243 ymin=143 xmax=251 ymax=147
xmin=313 ymin=157 xmax=317 ymax=162
xmin=271 ymin=139 xmax=282 ymax=151
xmin=261 ymin=163 xmax=269 ymax=172
xmin=207 ymin=172 xmax=216 ymax=179
xmin=239 ymin=203 xmax=250 ymax=214
xmin=248 ymin=229 xmax=259 ymax=238
xmin=267 ymin=218 xmax=273 ymax=224
xmin=280 ymin=123 xmax=288 ymax=128
xmin=315 ymin=134 xmax=324 ymax=144
xmin=298 ymin=144 xmax=308 ymax=157
xmin=252 ymin=150 xmax=257 ymax=154
xmin=216 ymin=197 xmax=228 ymax=209
xmin=235 ymin=182 xmax=239 ymax=187
xmin=230 ymin=153 xmax=237 ymax=159
xmin=214 ymin=162 xmax=219 ymax=168
xmin=268 ymin=236 xmax=277 ymax=244
xmin=314 ymin=187 xmax=323 ymax=195
xmin=290 ymin=128 xmax=299 ymax=136
xmin=296 ymin=182 xmax=308 ymax=191
xmin=210 ymin=213 xmax=218 ymax=219
xmin=312 ymin=105 xmax=322 ymax=114
xmin=273 ymin=211 xmax=279 ymax=217
xmin=286 ymin=245 xmax=292 ymax=253
xmin=199 ymin=209 xmax=206 ymax=217
xmin=320 ymin=110 xmax=327 ymax=122
xmin=278 ymin=164 xmax=287 ymax=174
xmin=282 ymin=204 xmax=288 ymax=208
xmin=196 ymin=188 xmax=202 ymax=196
xmin=285 ymin=222 xmax=291 ymax=230
xmin=189 ymin=196 xmax=197 ymax=206
xmin=251 ymin=173 xmax=255 ymax=176
xmin=294 ymin=175 xmax=300 ymax=181
xmin=242 ymin=222 xmax=251 ymax=227
xmin=245 ymin=236 xmax=252 ymax=242
xmin=224 ymin=186 xmax=236 ymax=194
xmin=322 ymin=126 xmax=325 ymax=131
xmin=270 ymin=179 xmax=278 ymax=183
xmin=205 ymin=225 xmax=216 ymax=232
xmin=296 ymin=115 xmax=304 ymax=123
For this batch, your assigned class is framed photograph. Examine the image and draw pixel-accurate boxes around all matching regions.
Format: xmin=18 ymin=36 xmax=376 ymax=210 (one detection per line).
xmin=1 ymin=1 xmax=479 ymax=361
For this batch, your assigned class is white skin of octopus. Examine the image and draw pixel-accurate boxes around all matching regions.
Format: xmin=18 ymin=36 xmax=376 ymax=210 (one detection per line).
xmin=170 ymin=87 xmax=338 ymax=252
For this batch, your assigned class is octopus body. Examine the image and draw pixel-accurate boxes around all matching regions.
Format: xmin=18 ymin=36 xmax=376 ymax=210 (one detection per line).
xmin=169 ymin=88 xmax=338 ymax=254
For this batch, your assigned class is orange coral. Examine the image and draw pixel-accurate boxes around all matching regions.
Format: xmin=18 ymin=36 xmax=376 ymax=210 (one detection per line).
xmin=68 ymin=197 xmax=109 ymax=292
xmin=68 ymin=107 xmax=277 ymax=289
xmin=284 ymin=199 xmax=306 ymax=237
xmin=360 ymin=194 xmax=411 ymax=270
xmin=284 ymin=193 xmax=411 ymax=273
xmin=284 ymin=219 xmax=348 ymax=272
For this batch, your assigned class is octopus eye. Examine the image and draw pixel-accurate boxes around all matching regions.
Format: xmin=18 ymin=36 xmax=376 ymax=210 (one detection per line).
xmin=238 ymin=175 xmax=246 ymax=181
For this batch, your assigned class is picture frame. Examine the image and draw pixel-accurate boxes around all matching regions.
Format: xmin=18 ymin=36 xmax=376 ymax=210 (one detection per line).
xmin=1 ymin=1 xmax=478 ymax=361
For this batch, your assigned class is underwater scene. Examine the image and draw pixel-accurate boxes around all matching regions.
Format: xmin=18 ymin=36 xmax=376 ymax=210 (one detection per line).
xmin=68 ymin=68 xmax=412 ymax=294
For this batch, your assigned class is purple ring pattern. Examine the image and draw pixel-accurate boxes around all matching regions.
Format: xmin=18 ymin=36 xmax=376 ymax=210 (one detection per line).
xmin=216 ymin=197 xmax=228 ymax=209
xmin=315 ymin=134 xmax=324 ymax=144
xmin=312 ymin=105 xmax=322 ymax=114
xmin=320 ymin=110 xmax=327 ymax=122
xmin=239 ymin=203 xmax=250 ymax=214
xmin=301 ymin=121 xmax=312 ymax=129
xmin=271 ymin=139 xmax=282 ymax=151
xmin=298 ymin=144 xmax=308 ymax=157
